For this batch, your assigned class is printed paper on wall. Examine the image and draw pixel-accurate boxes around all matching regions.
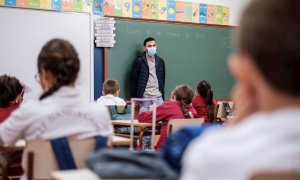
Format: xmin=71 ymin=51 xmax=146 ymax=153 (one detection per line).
xmin=158 ymin=0 xmax=167 ymax=20
xmin=114 ymin=0 xmax=123 ymax=16
xmin=222 ymin=6 xmax=230 ymax=25
xmin=141 ymin=0 xmax=150 ymax=19
xmin=184 ymin=2 xmax=192 ymax=22
xmin=122 ymin=0 xmax=132 ymax=17
xmin=149 ymin=0 xmax=158 ymax=20
xmin=51 ymin=0 xmax=61 ymax=10
xmin=93 ymin=0 xmax=103 ymax=15
xmin=175 ymin=1 xmax=184 ymax=22
xmin=83 ymin=0 xmax=92 ymax=12
xmin=167 ymin=0 xmax=175 ymax=21
xmin=29 ymin=0 xmax=39 ymax=8
xmin=132 ymin=0 xmax=141 ymax=18
xmin=199 ymin=3 xmax=207 ymax=24
xmin=40 ymin=0 xmax=50 ymax=9
xmin=215 ymin=5 xmax=222 ymax=24
xmin=72 ymin=0 xmax=83 ymax=12
xmin=104 ymin=0 xmax=113 ymax=16
xmin=0 ymin=0 xmax=4 ymax=5
xmin=61 ymin=0 xmax=72 ymax=10
xmin=5 ymin=0 xmax=16 ymax=6
xmin=16 ymin=0 xmax=28 ymax=7
xmin=191 ymin=2 xmax=199 ymax=23
xmin=207 ymin=4 xmax=215 ymax=24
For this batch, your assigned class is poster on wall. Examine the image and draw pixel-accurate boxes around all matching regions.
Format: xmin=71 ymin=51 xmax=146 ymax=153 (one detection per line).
xmin=72 ymin=0 xmax=83 ymax=12
xmin=191 ymin=2 xmax=199 ymax=23
xmin=17 ymin=0 xmax=27 ymax=7
xmin=183 ymin=2 xmax=192 ymax=22
xmin=51 ymin=0 xmax=61 ymax=10
xmin=29 ymin=0 xmax=39 ymax=8
xmin=141 ymin=0 xmax=150 ymax=19
xmin=149 ymin=0 xmax=158 ymax=20
xmin=113 ymin=0 xmax=122 ymax=16
xmin=175 ymin=1 xmax=184 ymax=22
xmin=61 ymin=0 xmax=72 ymax=11
xmin=83 ymin=0 xmax=92 ymax=12
xmin=215 ymin=5 xmax=222 ymax=24
xmin=40 ymin=0 xmax=50 ymax=9
xmin=5 ymin=0 xmax=16 ymax=6
xmin=122 ymin=0 xmax=132 ymax=17
xmin=104 ymin=0 xmax=113 ymax=16
xmin=167 ymin=0 xmax=175 ymax=21
xmin=157 ymin=0 xmax=167 ymax=20
xmin=207 ymin=4 xmax=215 ymax=24
xmin=199 ymin=3 xmax=207 ymax=24
xmin=93 ymin=0 xmax=103 ymax=15
xmin=132 ymin=0 xmax=141 ymax=18
xmin=222 ymin=6 xmax=229 ymax=25
xmin=0 ymin=0 xmax=3 ymax=5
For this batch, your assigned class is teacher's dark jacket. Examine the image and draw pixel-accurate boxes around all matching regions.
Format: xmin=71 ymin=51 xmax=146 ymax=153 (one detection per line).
xmin=130 ymin=52 xmax=165 ymax=99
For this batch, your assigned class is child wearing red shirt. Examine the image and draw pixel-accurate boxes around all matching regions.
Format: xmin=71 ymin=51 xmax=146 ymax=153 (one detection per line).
xmin=0 ymin=75 xmax=24 ymax=123
xmin=139 ymin=85 xmax=197 ymax=150
xmin=192 ymin=80 xmax=217 ymax=123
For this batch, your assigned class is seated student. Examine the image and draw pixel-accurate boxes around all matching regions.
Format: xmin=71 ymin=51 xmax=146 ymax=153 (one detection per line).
xmin=139 ymin=85 xmax=197 ymax=150
xmin=181 ymin=0 xmax=300 ymax=179
xmin=0 ymin=74 xmax=24 ymax=123
xmin=96 ymin=79 xmax=126 ymax=106
xmin=192 ymin=80 xmax=217 ymax=123
xmin=0 ymin=39 xmax=113 ymax=175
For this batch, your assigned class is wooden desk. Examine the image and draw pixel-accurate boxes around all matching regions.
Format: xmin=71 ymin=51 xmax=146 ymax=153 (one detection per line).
xmin=111 ymin=136 xmax=131 ymax=146
xmin=112 ymin=120 xmax=160 ymax=150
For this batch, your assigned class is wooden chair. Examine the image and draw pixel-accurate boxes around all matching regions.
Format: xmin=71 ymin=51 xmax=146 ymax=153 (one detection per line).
xmin=24 ymin=138 xmax=106 ymax=180
xmin=167 ymin=118 xmax=204 ymax=136
xmin=251 ymin=171 xmax=300 ymax=180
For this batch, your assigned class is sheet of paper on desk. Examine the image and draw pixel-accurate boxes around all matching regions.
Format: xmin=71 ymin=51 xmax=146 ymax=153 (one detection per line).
xmin=52 ymin=169 xmax=100 ymax=180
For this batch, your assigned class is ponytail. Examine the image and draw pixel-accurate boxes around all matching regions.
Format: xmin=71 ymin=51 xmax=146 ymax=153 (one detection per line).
xmin=180 ymin=100 xmax=191 ymax=118
xmin=206 ymin=89 xmax=215 ymax=122
xmin=39 ymin=83 xmax=61 ymax=100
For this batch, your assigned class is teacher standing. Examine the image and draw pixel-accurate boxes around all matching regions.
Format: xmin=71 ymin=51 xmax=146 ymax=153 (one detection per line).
xmin=130 ymin=37 xmax=165 ymax=109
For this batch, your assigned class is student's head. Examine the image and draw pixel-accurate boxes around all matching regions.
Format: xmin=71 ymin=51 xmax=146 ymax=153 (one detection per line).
xmin=37 ymin=39 xmax=80 ymax=100
xmin=229 ymin=0 xmax=300 ymax=111
xmin=144 ymin=37 xmax=156 ymax=57
xmin=102 ymin=79 xmax=120 ymax=96
xmin=197 ymin=80 xmax=215 ymax=121
xmin=172 ymin=85 xmax=194 ymax=118
xmin=0 ymin=74 xmax=24 ymax=108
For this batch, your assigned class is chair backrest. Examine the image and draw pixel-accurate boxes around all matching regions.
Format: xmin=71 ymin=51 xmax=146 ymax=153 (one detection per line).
xmin=167 ymin=118 xmax=204 ymax=136
xmin=24 ymin=138 xmax=97 ymax=180
xmin=251 ymin=171 xmax=300 ymax=180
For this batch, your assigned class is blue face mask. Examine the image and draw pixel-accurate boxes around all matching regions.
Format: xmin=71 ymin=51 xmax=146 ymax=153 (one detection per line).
xmin=147 ymin=47 xmax=157 ymax=56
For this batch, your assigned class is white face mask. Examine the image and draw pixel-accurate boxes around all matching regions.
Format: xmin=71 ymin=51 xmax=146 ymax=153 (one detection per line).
xmin=147 ymin=47 xmax=157 ymax=56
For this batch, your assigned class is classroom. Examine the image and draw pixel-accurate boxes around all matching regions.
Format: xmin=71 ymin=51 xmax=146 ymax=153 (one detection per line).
xmin=1 ymin=0 xmax=300 ymax=179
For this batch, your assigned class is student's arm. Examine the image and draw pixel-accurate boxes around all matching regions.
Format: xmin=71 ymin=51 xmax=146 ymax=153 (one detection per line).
xmin=0 ymin=103 xmax=32 ymax=146
xmin=130 ymin=57 xmax=141 ymax=98
xmin=138 ymin=103 xmax=170 ymax=123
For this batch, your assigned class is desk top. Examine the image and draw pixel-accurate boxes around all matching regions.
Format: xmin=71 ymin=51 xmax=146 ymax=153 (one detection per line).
xmin=112 ymin=120 xmax=157 ymax=127
xmin=111 ymin=136 xmax=131 ymax=146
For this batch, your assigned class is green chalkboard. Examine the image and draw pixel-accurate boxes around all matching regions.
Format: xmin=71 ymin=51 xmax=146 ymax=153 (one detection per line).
xmin=107 ymin=18 xmax=235 ymax=99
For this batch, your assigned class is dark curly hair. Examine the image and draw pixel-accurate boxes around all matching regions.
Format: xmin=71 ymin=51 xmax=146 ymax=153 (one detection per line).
xmin=0 ymin=74 xmax=23 ymax=108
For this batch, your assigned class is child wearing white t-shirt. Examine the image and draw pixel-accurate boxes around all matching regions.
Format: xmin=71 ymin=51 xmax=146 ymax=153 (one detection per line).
xmin=96 ymin=79 xmax=126 ymax=106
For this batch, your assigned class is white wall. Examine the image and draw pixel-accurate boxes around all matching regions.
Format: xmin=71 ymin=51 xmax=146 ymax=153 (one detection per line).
xmin=180 ymin=0 xmax=251 ymax=26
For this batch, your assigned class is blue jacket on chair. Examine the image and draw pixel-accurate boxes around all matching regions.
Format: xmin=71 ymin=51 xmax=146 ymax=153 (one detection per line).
xmin=130 ymin=52 xmax=165 ymax=99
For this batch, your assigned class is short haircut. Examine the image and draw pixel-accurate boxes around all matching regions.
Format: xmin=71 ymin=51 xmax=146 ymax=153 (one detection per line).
xmin=0 ymin=74 xmax=23 ymax=108
xmin=144 ymin=37 xmax=156 ymax=46
xmin=239 ymin=0 xmax=300 ymax=95
xmin=103 ymin=79 xmax=120 ymax=95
